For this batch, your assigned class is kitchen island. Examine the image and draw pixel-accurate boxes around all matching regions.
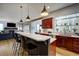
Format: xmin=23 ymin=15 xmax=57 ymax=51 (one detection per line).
xmin=16 ymin=32 xmax=56 ymax=56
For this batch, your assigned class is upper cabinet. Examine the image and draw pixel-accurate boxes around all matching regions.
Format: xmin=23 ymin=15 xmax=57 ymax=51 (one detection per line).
xmin=55 ymin=13 xmax=79 ymax=33
xmin=42 ymin=18 xmax=53 ymax=29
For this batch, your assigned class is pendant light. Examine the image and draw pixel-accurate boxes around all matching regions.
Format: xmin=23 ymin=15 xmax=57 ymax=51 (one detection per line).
xmin=41 ymin=3 xmax=48 ymax=16
xmin=20 ymin=19 xmax=23 ymax=22
xmin=26 ymin=4 xmax=30 ymax=21
xmin=20 ymin=5 xmax=23 ymax=22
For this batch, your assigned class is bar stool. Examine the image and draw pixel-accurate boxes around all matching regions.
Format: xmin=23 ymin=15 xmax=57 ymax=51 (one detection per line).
xmin=12 ymin=33 xmax=22 ymax=56
xmin=21 ymin=37 xmax=38 ymax=56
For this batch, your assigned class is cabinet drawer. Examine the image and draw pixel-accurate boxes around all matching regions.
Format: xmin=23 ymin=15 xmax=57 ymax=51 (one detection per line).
xmin=73 ymin=47 xmax=79 ymax=53
xmin=74 ymin=39 xmax=79 ymax=42
xmin=73 ymin=44 xmax=79 ymax=48
xmin=73 ymin=41 xmax=79 ymax=45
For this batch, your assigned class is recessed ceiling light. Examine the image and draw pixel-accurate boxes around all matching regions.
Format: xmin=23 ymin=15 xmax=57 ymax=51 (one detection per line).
xmin=47 ymin=6 xmax=50 ymax=9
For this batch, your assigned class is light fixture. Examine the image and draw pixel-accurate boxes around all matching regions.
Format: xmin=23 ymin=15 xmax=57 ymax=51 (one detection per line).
xmin=41 ymin=3 xmax=48 ymax=16
xmin=47 ymin=6 xmax=50 ymax=9
xmin=20 ymin=19 xmax=23 ymax=22
xmin=26 ymin=4 xmax=30 ymax=21
xmin=19 ymin=5 xmax=23 ymax=22
xmin=26 ymin=15 xmax=30 ymax=20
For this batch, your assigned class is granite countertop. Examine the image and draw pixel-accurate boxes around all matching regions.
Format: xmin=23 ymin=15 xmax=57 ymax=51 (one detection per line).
xmin=16 ymin=32 xmax=51 ymax=41
xmin=16 ymin=32 xmax=56 ymax=44
xmin=71 ymin=35 xmax=79 ymax=38
xmin=54 ymin=33 xmax=79 ymax=38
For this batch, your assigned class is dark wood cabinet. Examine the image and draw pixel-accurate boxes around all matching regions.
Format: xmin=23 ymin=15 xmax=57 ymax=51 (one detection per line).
xmin=56 ymin=36 xmax=65 ymax=47
xmin=65 ymin=37 xmax=73 ymax=51
xmin=56 ymin=35 xmax=79 ymax=53
xmin=42 ymin=18 xmax=52 ymax=29
xmin=73 ymin=38 xmax=79 ymax=53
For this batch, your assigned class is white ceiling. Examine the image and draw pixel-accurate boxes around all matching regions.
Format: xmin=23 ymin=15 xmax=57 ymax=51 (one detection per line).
xmin=0 ymin=3 xmax=73 ymax=22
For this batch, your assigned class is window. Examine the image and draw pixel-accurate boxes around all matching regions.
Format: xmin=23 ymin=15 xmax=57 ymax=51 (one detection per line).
xmin=31 ymin=20 xmax=42 ymax=33
xmin=36 ymin=24 xmax=40 ymax=32
xmin=0 ymin=24 xmax=4 ymax=32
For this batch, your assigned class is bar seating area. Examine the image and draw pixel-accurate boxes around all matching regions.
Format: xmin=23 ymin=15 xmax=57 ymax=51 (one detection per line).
xmin=13 ymin=32 xmax=50 ymax=56
xmin=12 ymin=33 xmax=22 ymax=55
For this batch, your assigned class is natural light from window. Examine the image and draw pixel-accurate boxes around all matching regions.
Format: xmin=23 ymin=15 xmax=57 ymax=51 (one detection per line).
xmin=0 ymin=24 xmax=4 ymax=32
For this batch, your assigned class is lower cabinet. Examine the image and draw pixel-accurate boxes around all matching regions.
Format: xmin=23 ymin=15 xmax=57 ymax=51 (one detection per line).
xmin=56 ymin=35 xmax=79 ymax=53
xmin=56 ymin=36 xmax=65 ymax=47
xmin=65 ymin=37 xmax=73 ymax=51
xmin=73 ymin=39 xmax=79 ymax=53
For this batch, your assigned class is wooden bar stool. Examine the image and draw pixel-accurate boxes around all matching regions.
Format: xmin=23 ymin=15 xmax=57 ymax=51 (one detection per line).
xmin=21 ymin=37 xmax=38 ymax=56
xmin=12 ymin=33 xmax=22 ymax=56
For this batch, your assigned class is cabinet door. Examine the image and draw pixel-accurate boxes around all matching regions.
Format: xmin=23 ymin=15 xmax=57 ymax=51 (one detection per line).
xmin=56 ymin=36 xmax=65 ymax=47
xmin=42 ymin=18 xmax=52 ymax=29
xmin=73 ymin=38 xmax=79 ymax=53
xmin=65 ymin=37 xmax=73 ymax=51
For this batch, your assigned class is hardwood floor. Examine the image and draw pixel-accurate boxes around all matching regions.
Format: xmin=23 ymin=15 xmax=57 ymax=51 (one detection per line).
xmin=0 ymin=39 xmax=28 ymax=56
xmin=56 ymin=47 xmax=79 ymax=56
xmin=0 ymin=39 xmax=79 ymax=56
xmin=0 ymin=39 xmax=14 ymax=56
